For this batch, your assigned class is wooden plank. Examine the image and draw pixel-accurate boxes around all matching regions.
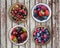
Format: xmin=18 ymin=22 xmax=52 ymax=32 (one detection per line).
xmin=24 ymin=0 xmax=31 ymax=48
xmin=59 ymin=0 xmax=60 ymax=48
xmin=1 ymin=0 xmax=6 ymax=48
xmin=29 ymin=0 xmax=36 ymax=48
xmin=6 ymin=0 xmax=12 ymax=48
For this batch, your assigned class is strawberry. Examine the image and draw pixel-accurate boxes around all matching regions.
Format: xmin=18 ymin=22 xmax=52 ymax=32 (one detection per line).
xmin=20 ymin=33 xmax=27 ymax=40
xmin=45 ymin=10 xmax=49 ymax=16
xmin=11 ymin=35 xmax=16 ymax=40
xmin=39 ymin=11 xmax=43 ymax=17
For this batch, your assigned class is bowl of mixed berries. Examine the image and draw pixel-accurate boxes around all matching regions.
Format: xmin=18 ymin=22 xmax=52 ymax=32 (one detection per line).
xmin=9 ymin=3 xmax=28 ymax=23
xmin=33 ymin=26 xmax=50 ymax=45
xmin=9 ymin=25 xmax=29 ymax=45
xmin=32 ymin=3 xmax=51 ymax=22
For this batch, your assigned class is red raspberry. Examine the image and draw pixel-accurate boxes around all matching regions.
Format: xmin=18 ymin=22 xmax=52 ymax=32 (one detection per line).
xmin=41 ymin=35 xmax=44 ymax=38
xmin=13 ymin=31 xmax=18 ymax=35
xmin=35 ymin=38 xmax=39 ymax=43
xmin=41 ymin=41 xmax=44 ymax=44
xmin=44 ymin=34 xmax=47 ymax=38
xmin=33 ymin=32 xmax=36 ymax=36
xmin=45 ymin=10 xmax=49 ymax=16
xmin=36 ymin=29 xmax=40 ymax=32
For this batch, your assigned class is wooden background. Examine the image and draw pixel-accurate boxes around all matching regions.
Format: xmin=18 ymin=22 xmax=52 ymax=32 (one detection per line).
xmin=0 ymin=0 xmax=60 ymax=48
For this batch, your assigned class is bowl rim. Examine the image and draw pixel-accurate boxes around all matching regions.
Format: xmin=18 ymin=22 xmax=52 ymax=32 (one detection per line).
xmin=8 ymin=25 xmax=29 ymax=45
xmin=32 ymin=3 xmax=51 ymax=22
xmin=32 ymin=25 xmax=51 ymax=45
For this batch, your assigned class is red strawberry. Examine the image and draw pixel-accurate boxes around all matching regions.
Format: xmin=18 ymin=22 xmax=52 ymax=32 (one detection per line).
xmin=39 ymin=11 xmax=43 ymax=17
xmin=11 ymin=35 xmax=16 ymax=40
xmin=45 ymin=10 xmax=49 ymax=16
xmin=20 ymin=33 xmax=27 ymax=40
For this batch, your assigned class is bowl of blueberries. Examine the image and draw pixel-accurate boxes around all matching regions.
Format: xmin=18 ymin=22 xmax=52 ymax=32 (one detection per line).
xmin=33 ymin=26 xmax=50 ymax=45
xmin=8 ymin=25 xmax=29 ymax=45
xmin=32 ymin=3 xmax=51 ymax=22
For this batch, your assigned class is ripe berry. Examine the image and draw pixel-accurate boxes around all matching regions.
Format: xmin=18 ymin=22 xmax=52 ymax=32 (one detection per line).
xmin=11 ymin=35 xmax=16 ymax=40
xmin=45 ymin=10 xmax=49 ymax=16
xmin=39 ymin=11 xmax=43 ymax=17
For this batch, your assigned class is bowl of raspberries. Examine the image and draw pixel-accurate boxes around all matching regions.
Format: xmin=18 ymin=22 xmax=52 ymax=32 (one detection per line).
xmin=9 ymin=3 xmax=28 ymax=23
xmin=33 ymin=26 xmax=50 ymax=45
xmin=32 ymin=3 xmax=51 ymax=22
xmin=9 ymin=25 xmax=29 ymax=45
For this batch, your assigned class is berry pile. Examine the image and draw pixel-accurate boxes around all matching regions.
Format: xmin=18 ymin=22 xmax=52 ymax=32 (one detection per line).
xmin=10 ymin=3 xmax=28 ymax=23
xmin=10 ymin=27 xmax=27 ymax=43
xmin=33 ymin=5 xmax=50 ymax=21
xmin=33 ymin=27 xmax=50 ymax=45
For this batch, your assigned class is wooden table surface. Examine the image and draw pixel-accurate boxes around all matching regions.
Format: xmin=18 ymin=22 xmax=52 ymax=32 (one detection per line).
xmin=0 ymin=0 xmax=60 ymax=48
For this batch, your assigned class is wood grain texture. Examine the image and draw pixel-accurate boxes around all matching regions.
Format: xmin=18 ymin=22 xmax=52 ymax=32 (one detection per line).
xmin=0 ymin=0 xmax=60 ymax=48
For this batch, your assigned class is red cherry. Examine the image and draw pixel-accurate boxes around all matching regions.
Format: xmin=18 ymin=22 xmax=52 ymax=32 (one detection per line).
xmin=39 ymin=11 xmax=43 ymax=17
xmin=35 ymin=38 xmax=38 ymax=43
xmin=19 ymin=10 xmax=23 ymax=12
xmin=45 ymin=10 xmax=49 ymax=16
xmin=16 ymin=18 xmax=19 ymax=22
xmin=11 ymin=35 xmax=16 ymax=40
xmin=14 ymin=10 xmax=17 ymax=14
xmin=20 ymin=33 xmax=27 ymax=40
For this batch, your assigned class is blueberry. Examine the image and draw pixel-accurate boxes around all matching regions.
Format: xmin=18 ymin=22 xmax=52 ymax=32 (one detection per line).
xmin=44 ymin=38 xmax=47 ymax=42
xmin=33 ymin=13 xmax=38 ymax=17
xmin=43 ymin=16 xmax=48 ymax=20
xmin=37 ymin=33 xmax=40 ymax=37
xmin=38 ymin=8 xmax=41 ymax=11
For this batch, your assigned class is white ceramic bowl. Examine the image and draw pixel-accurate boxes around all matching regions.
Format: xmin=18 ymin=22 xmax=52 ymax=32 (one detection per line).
xmin=32 ymin=3 xmax=51 ymax=22
xmin=8 ymin=25 xmax=29 ymax=45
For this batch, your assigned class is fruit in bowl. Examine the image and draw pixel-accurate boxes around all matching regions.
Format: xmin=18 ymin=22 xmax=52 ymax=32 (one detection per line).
xmin=9 ymin=25 xmax=29 ymax=45
xmin=33 ymin=26 xmax=50 ymax=45
xmin=9 ymin=3 xmax=28 ymax=23
xmin=32 ymin=3 xmax=51 ymax=22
